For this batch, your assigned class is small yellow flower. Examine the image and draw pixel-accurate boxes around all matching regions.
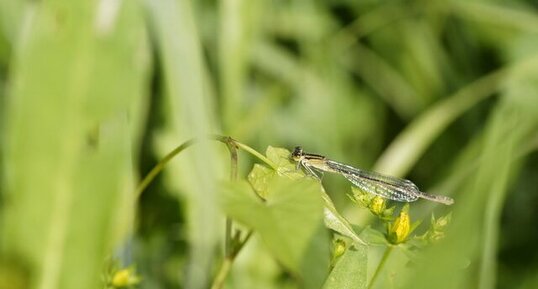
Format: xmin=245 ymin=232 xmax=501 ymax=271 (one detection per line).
xmin=370 ymin=196 xmax=386 ymax=215
xmin=388 ymin=206 xmax=411 ymax=244
xmin=111 ymin=268 xmax=140 ymax=288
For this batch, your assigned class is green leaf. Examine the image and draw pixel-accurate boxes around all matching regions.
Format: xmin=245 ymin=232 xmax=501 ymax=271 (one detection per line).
xmin=265 ymin=146 xmax=304 ymax=179
xmin=322 ymin=190 xmax=367 ymax=246
xmin=1 ymin=2 xmax=150 ymax=289
xmin=324 ymin=245 xmax=367 ymax=289
xmin=219 ymin=176 xmax=329 ymax=288
xmin=247 ymin=146 xmax=367 ymax=246
xmin=358 ymin=227 xmax=389 ymax=246
xmin=247 ymin=163 xmax=275 ymax=198
xmin=266 ymin=146 xmax=293 ymax=167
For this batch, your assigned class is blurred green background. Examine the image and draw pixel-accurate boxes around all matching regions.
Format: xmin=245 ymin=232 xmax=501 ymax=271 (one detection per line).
xmin=1 ymin=0 xmax=538 ymax=289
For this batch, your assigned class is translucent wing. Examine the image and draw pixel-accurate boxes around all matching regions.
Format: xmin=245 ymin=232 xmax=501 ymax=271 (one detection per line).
xmin=343 ymin=173 xmax=420 ymax=202
xmin=326 ymin=160 xmax=420 ymax=202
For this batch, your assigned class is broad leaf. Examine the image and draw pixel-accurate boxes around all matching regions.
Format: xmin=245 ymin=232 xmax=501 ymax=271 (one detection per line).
xmin=247 ymin=163 xmax=275 ymax=198
xmin=220 ymin=176 xmax=329 ymax=288
xmin=324 ymin=245 xmax=367 ymax=289
xmin=322 ymin=191 xmax=367 ymax=246
xmin=259 ymin=147 xmax=366 ymax=245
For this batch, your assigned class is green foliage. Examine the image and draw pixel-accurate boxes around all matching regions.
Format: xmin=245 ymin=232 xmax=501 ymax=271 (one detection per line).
xmin=1 ymin=0 xmax=538 ymax=289
xmin=1 ymin=1 xmax=149 ymax=289
xmin=324 ymin=245 xmax=367 ymax=289
xmin=220 ymin=177 xmax=328 ymax=289
xmin=247 ymin=146 xmax=303 ymax=198
xmin=102 ymin=260 xmax=141 ymax=289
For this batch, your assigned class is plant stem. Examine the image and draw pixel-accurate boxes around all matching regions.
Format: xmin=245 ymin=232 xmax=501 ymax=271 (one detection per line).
xmin=210 ymin=256 xmax=233 ymax=289
xmin=223 ymin=137 xmax=239 ymax=256
xmin=367 ymin=246 xmax=393 ymax=289
xmin=234 ymin=141 xmax=278 ymax=170
xmin=135 ymin=135 xmax=276 ymax=199
xmin=212 ymin=138 xmax=256 ymax=289
xmin=210 ymin=231 xmax=253 ymax=289
xmin=224 ymin=219 xmax=233 ymax=256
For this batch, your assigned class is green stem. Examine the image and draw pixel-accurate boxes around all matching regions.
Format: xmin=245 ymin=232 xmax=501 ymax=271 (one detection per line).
xmin=368 ymin=246 xmax=393 ymax=289
xmin=210 ymin=256 xmax=233 ymax=289
xmin=223 ymin=138 xmax=239 ymax=256
xmin=234 ymin=231 xmax=253 ymax=256
xmin=224 ymin=219 xmax=233 ymax=256
xmin=210 ymin=231 xmax=253 ymax=289
xmin=134 ymin=138 xmax=197 ymax=198
xmin=135 ymin=135 xmax=276 ymax=199
xmin=211 ymin=134 xmax=276 ymax=169
xmin=234 ymin=141 xmax=277 ymax=170
xmin=211 ymin=138 xmax=255 ymax=289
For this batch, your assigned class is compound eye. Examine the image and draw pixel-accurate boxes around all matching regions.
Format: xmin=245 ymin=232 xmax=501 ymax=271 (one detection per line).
xmin=291 ymin=146 xmax=303 ymax=161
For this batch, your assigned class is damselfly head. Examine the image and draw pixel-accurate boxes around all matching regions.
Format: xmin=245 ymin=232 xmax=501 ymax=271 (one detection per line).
xmin=291 ymin=146 xmax=304 ymax=161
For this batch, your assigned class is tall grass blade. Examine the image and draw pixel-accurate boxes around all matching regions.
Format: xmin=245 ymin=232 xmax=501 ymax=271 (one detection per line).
xmin=145 ymin=0 xmax=224 ymax=288
xmin=1 ymin=1 xmax=150 ymax=289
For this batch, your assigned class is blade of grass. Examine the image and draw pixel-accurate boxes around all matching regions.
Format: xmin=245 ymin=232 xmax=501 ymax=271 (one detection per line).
xmin=0 ymin=0 xmax=26 ymax=43
xmin=331 ymin=2 xmax=409 ymax=51
xmin=478 ymin=52 xmax=538 ymax=289
xmin=450 ymin=0 xmax=538 ymax=34
xmin=218 ymin=0 xmax=255 ymax=131
xmin=398 ymin=102 xmax=514 ymax=289
xmin=345 ymin=43 xmax=421 ymax=119
xmin=373 ymin=68 xmax=506 ymax=177
xmin=401 ymin=77 xmax=538 ymax=289
xmin=144 ymin=0 xmax=224 ymax=288
xmin=1 ymin=1 xmax=150 ymax=289
xmin=375 ymin=52 xmax=538 ymax=178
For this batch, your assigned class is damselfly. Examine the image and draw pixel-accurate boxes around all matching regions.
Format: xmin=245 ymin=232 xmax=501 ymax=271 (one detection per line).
xmin=291 ymin=146 xmax=454 ymax=205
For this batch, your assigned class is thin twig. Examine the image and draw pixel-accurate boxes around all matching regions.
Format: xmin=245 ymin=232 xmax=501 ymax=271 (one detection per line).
xmin=134 ymin=139 xmax=197 ymax=199
xmin=135 ymin=135 xmax=276 ymax=199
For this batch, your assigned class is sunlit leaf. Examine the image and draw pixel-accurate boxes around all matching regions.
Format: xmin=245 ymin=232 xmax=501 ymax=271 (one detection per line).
xmin=324 ymin=245 xmax=367 ymax=289
xmin=358 ymin=227 xmax=389 ymax=246
xmin=219 ymin=176 xmax=329 ymax=288
xmin=265 ymin=146 xmax=304 ymax=178
xmin=247 ymin=163 xmax=275 ymax=198
xmin=322 ymin=191 xmax=367 ymax=246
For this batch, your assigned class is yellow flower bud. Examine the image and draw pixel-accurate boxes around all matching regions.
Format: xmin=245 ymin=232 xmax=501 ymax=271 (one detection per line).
xmin=112 ymin=269 xmax=130 ymax=287
xmin=370 ymin=196 xmax=386 ymax=215
xmin=111 ymin=268 xmax=140 ymax=288
xmin=388 ymin=208 xmax=411 ymax=244
xmin=333 ymin=239 xmax=347 ymax=259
